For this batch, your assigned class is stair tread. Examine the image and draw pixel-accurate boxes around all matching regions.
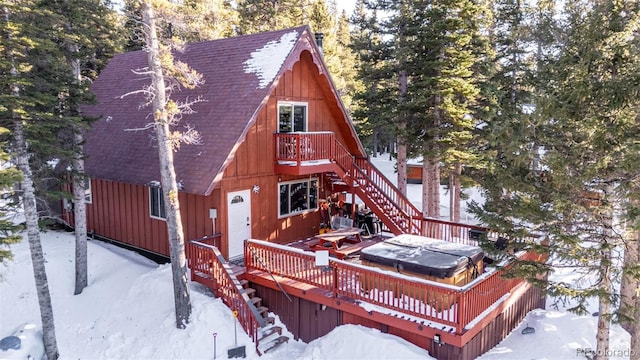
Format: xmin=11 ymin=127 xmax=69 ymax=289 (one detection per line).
xmin=239 ymin=279 xmax=249 ymax=287
xmin=263 ymin=336 xmax=289 ymax=354
xmin=259 ymin=326 xmax=282 ymax=341
xmin=257 ymin=306 xmax=269 ymax=314
xmin=250 ymin=297 xmax=262 ymax=305
xmin=244 ymin=288 xmax=256 ymax=296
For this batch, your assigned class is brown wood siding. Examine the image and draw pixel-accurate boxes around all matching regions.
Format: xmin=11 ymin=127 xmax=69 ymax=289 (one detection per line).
xmin=218 ymin=50 xmax=352 ymax=251
xmin=430 ymin=285 xmax=545 ymax=360
xmin=253 ymin=278 xmax=544 ymax=360
xmin=80 ymin=179 xmax=221 ymax=258
xmin=253 ymin=283 xmax=340 ymax=343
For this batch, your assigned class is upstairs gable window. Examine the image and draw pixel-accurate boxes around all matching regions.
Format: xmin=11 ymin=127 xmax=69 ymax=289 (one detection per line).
xmin=278 ymin=102 xmax=307 ymax=133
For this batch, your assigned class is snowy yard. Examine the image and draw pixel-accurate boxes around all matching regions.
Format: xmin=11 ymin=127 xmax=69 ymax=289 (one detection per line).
xmin=0 ymin=154 xmax=633 ymax=359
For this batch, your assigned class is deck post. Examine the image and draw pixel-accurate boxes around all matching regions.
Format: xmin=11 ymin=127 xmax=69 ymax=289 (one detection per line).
xmin=333 ymin=265 xmax=338 ymax=298
xmin=456 ymin=290 xmax=466 ymax=334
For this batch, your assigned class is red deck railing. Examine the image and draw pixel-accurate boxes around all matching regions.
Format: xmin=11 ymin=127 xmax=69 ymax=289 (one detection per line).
xmin=274 ymin=131 xmax=335 ymax=165
xmin=187 ymin=237 xmax=265 ymax=349
xmin=245 ymin=239 xmax=541 ymax=334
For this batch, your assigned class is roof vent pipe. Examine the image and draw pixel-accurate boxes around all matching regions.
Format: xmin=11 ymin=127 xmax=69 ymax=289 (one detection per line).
xmin=315 ymin=32 xmax=324 ymax=53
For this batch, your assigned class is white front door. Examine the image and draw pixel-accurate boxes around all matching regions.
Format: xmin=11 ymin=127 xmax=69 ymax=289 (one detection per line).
xmin=227 ymin=189 xmax=251 ymax=260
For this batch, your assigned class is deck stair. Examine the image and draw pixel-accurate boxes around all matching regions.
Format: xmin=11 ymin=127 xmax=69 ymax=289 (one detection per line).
xmin=187 ymin=242 xmax=289 ymax=355
xmin=330 ymin=142 xmax=423 ymax=236
xmin=239 ymin=278 xmax=289 ymax=354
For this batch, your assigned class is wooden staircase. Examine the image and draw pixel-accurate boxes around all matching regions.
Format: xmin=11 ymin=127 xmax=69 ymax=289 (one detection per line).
xmin=329 ymin=141 xmax=423 ymax=236
xmin=238 ymin=279 xmax=289 ymax=354
xmin=187 ymin=241 xmax=290 ymax=355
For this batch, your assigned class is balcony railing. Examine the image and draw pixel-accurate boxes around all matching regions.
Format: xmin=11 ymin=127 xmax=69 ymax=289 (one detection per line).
xmin=245 ymin=239 xmax=543 ymax=334
xmin=274 ymin=131 xmax=336 ymax=165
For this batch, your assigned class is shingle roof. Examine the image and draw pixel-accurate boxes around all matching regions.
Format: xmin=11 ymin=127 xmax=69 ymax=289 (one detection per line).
xmin=83 ymin=26 xmax=348 ymax=195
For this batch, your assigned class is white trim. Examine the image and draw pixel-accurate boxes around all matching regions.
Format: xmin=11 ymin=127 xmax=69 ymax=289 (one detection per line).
xmin=277 ymin=101 xmax=308 ymax=133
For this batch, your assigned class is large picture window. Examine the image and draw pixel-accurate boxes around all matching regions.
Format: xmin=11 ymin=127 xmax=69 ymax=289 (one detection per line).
xmin=149 ymin=186 xmax=166 ymax=219
xmin=278 ymin=102 xmax=307 ymax=133
xmin=279 ymin=178 xmax=318 ymax=217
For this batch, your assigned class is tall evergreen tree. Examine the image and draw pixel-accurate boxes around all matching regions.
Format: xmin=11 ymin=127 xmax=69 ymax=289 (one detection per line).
xmin=40 ymin=0 xmax=121 ymax=296
xmin=0 ymin=125 xmax=22 ymax=268
xmin=236 ymin=0 xmax=303 ymax=34
xmin=123 ymin=0 xmax=236 ymax=51
xmin=349 ymin=0 xmax=395 ymax=159
xmin=1 ymin=2 xmax=69 ymax=357
xmin=472 ymin=1 xmax=640 ymax=358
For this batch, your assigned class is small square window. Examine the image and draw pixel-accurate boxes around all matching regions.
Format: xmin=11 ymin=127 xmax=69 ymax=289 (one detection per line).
xmin=278 ymin=102 xmax=308 ymax=133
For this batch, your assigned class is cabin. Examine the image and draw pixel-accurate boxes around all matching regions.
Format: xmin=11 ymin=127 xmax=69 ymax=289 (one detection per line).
xmin=66 ymin=26 xmax=367 ymax=260
xmin=66 ymin=26 xmax=546 ymax=359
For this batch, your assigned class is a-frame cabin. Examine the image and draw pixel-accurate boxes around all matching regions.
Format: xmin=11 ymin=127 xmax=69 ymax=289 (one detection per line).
xmin=66 ymin=26 xmax=546 ymax=359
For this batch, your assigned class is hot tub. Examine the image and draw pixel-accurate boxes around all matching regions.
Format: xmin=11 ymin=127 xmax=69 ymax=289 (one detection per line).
xmin=360 ymin=234 xmax=484 ymax=287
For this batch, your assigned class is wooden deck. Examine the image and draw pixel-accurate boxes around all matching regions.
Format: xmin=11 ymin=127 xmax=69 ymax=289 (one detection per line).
xmin=243 ymin=239 xmax=543 ymax=333
xmin=188 ymin=235 xmax=546 ymax=360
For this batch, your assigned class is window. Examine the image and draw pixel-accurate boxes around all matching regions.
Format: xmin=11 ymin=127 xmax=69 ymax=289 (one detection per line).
xmin=149 ymin=186 xmax=166 ymax=219
xmin=279 ymin=178 xmax=318 ymax=217
xmin=84 ymin=177 xmax=92 ymax=204
xmin=278 ymin=102 xmax=307 ymax=133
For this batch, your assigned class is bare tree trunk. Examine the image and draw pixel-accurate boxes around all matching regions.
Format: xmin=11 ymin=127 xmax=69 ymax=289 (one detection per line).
xmin=595 ymin=186 xmax=614 ymax=360
xmin=631 ymin=272 xmax=640 ymax=358
xmin=423 ymin=92 xmax=442 ymax=219
xmin=423 ymin=155 xmax=440 ymax=219
xmin=372 ymin=127 xmax=378 ymax=158
xmin=15 ymin=120 xmax=60 ymax=360
xmin=622 ymin=225 xmax=640 ymax=355
xmin=3 ymin=6 xmax=58 ymax=358
xmin=620 ymin=229 xmax=638 ymax=336
xmin=450 ymin=162 xmax=461 ymax=222
xmin=397 ymin=67 xmax=408 ymax=196
xmin=72 ymin=134 xmax=88 ymax=295
xmin=397 ymin=128 xmax=407 ymax=196
xmin=142 ymin=1 xmax=191 ymax=328
xmin=63 ymin=17 xmax=88 ymax=295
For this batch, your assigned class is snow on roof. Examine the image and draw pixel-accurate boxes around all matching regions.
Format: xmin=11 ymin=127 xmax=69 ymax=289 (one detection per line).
xmin=243 ymin=30 xmax=299 ymax=89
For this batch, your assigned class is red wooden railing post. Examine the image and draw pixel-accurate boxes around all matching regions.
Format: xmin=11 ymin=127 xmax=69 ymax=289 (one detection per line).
xmin=457 ymin=290 xmax=466 ymax=334
xmin=333 ymin=264 xmax=338 ymax=298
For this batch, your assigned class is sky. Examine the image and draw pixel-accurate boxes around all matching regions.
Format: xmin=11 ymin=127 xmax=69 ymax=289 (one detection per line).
xmin=0 ymin=155 xmax=633 ymax=360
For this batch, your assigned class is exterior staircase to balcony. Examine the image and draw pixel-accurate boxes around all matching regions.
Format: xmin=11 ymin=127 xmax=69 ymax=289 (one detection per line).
xmin=274 ymin=132 xmax=483 ymax=240
xmin=329 ymin=143 xmax=423 ymax=236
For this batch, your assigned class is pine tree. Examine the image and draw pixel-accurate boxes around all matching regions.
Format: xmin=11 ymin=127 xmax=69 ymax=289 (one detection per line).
xmin=237 ymin=0 xmax=303 ymax=34
xmin=0 ymin=125 xmax=22 ymax=268
xmin=349 ymin=0 xmax=395 ymax=159
xmin=1 ymin=2 xmax=67 ymax=357
xmin=470 ymin=0 xmax=538 ymax=230
xmin=472 ymin=1 xmax=640 ymax=358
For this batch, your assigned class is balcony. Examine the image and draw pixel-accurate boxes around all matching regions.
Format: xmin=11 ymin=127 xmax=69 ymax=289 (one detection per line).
xmin=273 ymin=132 xmax=341 ymax=175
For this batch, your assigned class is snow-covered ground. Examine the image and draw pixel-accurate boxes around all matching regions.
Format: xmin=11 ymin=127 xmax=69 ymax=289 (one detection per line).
xmin=0 ymin=155 xmax=633 ymax=359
